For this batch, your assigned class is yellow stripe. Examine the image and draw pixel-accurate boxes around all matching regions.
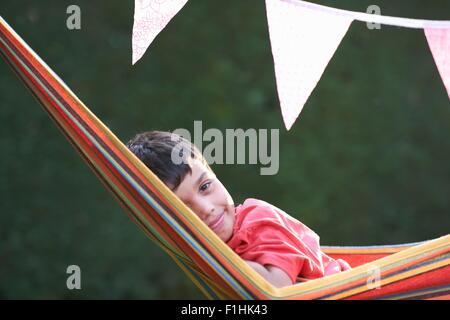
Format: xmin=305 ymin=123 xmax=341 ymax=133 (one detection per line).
xmin=323 ymin=246 xmax=412 ymax=255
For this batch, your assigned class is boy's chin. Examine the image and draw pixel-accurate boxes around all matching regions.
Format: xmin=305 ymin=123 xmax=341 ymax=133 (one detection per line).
xmin=220 ymin=225 xmax=234 ymax=243
xmin=220 ymin=233 xmax=233 ymax=243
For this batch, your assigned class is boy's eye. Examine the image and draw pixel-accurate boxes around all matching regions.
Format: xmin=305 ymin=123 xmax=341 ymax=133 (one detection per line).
xmin=199 ymin=181 xmax=211 ymax=192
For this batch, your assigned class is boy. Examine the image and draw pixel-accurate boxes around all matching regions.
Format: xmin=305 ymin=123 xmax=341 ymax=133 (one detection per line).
xmin=126 ymin=131 xmax=351 ymax=288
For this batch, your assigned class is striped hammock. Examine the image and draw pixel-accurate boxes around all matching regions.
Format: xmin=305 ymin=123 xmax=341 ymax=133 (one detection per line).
xmin=1 ymin=16 xmax=449 ymax=300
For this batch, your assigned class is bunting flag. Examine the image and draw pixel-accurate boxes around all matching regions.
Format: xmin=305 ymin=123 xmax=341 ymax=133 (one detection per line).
xmin=132 ymin=0 xmax=188 ymax=65
xmin=425 ymin=28 xmax=450 ymax=99
xmin=265 ymin=0 xmax=353 ymax=130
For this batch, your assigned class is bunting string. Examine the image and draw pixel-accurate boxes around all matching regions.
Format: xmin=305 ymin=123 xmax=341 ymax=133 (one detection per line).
xmin=132 ymin=0 xmax=450 ymax=130
xmin=284 ymin=0 xmax=450 ymax=29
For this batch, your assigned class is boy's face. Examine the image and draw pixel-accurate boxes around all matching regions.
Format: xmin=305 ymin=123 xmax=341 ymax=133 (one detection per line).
xmin=173 ymin=158 xmax=235 ymax=242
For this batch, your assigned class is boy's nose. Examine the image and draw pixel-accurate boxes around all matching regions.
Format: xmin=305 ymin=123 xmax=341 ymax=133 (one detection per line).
xmin=198 ymin=203 xmax=215 ymax=220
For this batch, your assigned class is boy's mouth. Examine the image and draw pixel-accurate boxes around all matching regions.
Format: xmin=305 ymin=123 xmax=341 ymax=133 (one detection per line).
xmin=208 ymin=211 xmax=225 ymax=230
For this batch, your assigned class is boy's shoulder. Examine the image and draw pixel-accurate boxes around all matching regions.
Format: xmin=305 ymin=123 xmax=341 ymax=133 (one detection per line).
xmin=236 ymin=198 xmax=290 ymax=227
xmin=239 ymin=198 xmax=278 ymax=215
xmin=241 ymin=198 xmax=274 ymax=209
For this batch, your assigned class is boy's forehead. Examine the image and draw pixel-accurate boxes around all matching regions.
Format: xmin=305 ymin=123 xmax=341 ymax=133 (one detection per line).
xmin=177 ymin=159 xmax=209 ymax=190
xmin=187 ymin=158 xmax=212 ymax=174
xmin=187 ymin=159 xmax=212 ymax=180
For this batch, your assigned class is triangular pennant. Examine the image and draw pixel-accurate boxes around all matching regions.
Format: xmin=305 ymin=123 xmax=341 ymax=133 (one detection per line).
xmin=265 ymin=0 xmax=353 ymax=130
xmin=132 ymin=0 xmax=188 ymax=65
xmin=425 ymin=28 xmax=450 ymax=99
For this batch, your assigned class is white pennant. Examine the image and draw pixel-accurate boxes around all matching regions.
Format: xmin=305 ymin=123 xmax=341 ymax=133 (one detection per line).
xmin=265 ymin=0 xmax=353 ymax=130
xmin=132 ymin=0 xmax=188 ymax=65
xmin=425 ymin=28 xmax=450 ymax=100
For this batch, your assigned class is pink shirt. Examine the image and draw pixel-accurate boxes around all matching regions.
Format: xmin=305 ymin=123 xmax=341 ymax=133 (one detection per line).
xmin=226 ymin=198 xmax=351 ymax=283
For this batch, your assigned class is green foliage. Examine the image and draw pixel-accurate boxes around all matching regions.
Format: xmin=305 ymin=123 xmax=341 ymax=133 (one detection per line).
xmin=1 ymin=0 xmax=449 ymax=299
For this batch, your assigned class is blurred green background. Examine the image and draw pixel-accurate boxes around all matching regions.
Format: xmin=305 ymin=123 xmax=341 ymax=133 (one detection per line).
xmin=1 ymin=0 xmax=449 ymax=299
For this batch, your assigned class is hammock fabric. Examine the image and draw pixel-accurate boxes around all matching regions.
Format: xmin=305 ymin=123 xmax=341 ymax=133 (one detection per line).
xmin=1 ymin=16 xmax=449 ymax=300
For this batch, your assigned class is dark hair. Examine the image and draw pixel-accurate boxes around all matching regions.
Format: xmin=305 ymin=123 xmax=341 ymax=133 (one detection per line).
xmin=126 ymin=131 xmax=209 ymax=191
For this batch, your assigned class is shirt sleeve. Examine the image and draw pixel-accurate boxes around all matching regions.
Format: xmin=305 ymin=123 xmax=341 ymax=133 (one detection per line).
xmin=233 ymin=219 xmax=322 ymax=283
